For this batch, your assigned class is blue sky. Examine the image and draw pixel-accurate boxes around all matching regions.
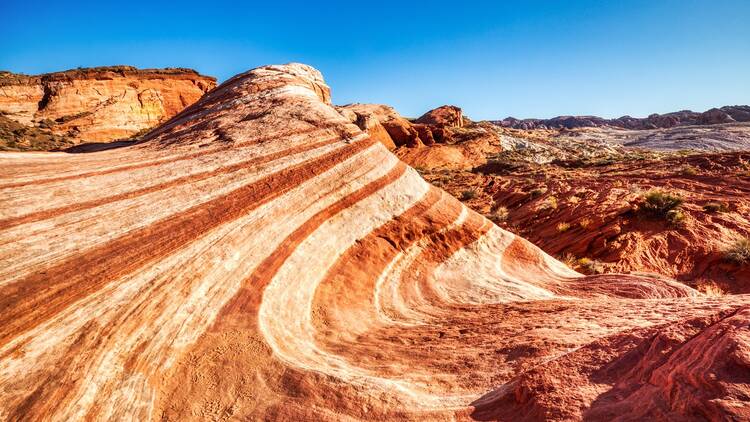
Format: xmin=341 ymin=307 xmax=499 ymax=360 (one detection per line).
xmin=1 ymin=0 xmax=748 ymax=120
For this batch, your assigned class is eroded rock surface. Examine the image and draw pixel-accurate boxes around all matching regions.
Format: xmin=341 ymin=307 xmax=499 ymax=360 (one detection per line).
xmin=427 ymin=148 xmax=750 ymax=292
xmin=339 ymin=103 xmax=500 ymax=170
xmin=0 ymin=66 xmax=215 ymax=149
xmin=416 ymin=105 xmax=465 ymax=128
xmin=1 ymin=63 xmax=749 ymax=421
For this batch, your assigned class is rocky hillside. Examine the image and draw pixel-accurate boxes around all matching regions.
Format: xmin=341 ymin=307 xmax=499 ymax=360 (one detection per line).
xmin=424 ymin=150 xmax=750 ymax=291
xmin=0 ymin=66 xmax=215 ymax=150
xmin=341 ymin=103 xmax=750 ymax=291
xmin=495 ymin=105 xmax=750 ymax=130
xmin=1 ymin=63 xmax=749 ymax=421
xmin=338 ymin=103 xmax=501 ymax=170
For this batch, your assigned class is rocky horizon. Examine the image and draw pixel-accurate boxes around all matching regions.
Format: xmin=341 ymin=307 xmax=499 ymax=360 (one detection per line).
xmin=494 ymin=104 xmax=750 ymax=130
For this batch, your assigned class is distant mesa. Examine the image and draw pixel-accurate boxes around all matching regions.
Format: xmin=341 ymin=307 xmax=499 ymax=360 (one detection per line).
xmin=0 ymin=66 xmax=216 ymax=150
xmin=494 ymin=105 xmax=750 ymax=130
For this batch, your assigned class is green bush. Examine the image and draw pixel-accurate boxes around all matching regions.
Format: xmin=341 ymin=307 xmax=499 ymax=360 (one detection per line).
xmin=666 ymin=209 xmax=686 ymax=226
xmin=461 ymin=190 xmax=477 ymax=200
xmin=640 ymin=190 xmax=684 ymax=221
xmin=703 ymin=202 xmax=728 ymax=213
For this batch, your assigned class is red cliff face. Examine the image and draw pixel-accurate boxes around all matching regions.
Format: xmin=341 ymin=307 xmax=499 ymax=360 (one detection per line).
xmin=0 ymin=66 xmax=215 ymax=148
xmin=416 ymin=105 xmax=465 ymax=128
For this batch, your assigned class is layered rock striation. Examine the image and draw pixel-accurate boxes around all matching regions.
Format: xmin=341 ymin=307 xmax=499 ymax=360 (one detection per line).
xmin=0 ymin=66 xmax=215 ymax=147
xmin=1 ymin=63 xmax=749 ymax=421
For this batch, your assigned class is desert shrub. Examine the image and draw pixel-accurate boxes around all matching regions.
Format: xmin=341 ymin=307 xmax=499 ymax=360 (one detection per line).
xmin=529 ymin=187 xmax=547 ymax=198
xmin=640 ymin=190 xmax=684 ymax=220
xmin=576 ymin=257 xmax=604 ymax=274
xmin=681 ymin=166 xmax=698 ymax=176
xmin=557 ymin=222 xmax=571 ymax=233
xmin=538 ymin=195 xmax=558 ymax=211
xmin=666 ymin=209 xmax=686 ymax=226
xmin=489 ymin=206 xmax=509 ymax=223
xmin=696 ymin=281 xmax=725 ymax=297
xmin=703 ymin=202 xmax=728 ymax=213
xmin=559 ymin=253 xmax=577 ymax=268
xmin=460 ymin=190 xmax=477 ymax=200
xmin=578 ymin=217 xmax=592 ymax=229
xmin=724 ymin=237 xmax=750 ymax=264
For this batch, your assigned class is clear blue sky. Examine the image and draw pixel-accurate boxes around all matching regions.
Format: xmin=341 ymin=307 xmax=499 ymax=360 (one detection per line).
xmin=1 ymin=0 xmax=748 ymax=120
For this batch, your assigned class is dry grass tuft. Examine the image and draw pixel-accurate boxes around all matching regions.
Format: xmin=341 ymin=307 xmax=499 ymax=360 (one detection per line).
xmin=489 ymin=206 xmax=509 ymax=223
xmin=578 ymin=217 xmax=592 ymax=229
xmin=724 ymin=237 xmax=750 ymax=265
xmin=696 ymin=281 xmax=725 ymax=297
xmin=576 ymin=257 xmax=605 ymax=274
xmin=460 ymin=190 xmax=477 ymax=200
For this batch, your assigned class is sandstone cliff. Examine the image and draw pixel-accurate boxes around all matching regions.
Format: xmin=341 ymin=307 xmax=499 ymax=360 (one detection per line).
xmin=0 ymin=66 xmax=215 ymax=149
xmin=1 ymin=64 xmax=749 ymax=421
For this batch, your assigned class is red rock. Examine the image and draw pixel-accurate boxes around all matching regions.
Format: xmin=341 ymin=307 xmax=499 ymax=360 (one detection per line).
xmin=431 ymin=126 xmax=452 ymax=143
xmin=2 ymin=63 xmax=748 ymax=421
xmin=0 ymin=66 xmax=215 ymax=146
xmin=382 ymin=118 xmax=423 ymax=147
xmin=416 ymin=105 xmax=464 ymax=128
xmin=336 ymin=103 xmax=399 ymax=149
xmin=413 ymin=123 xmax=435 ymax=145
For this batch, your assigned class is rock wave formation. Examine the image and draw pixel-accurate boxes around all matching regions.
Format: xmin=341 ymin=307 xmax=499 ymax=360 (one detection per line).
xmin=1 ymin=63 xmax=749 ymax=421
xmin=0 ymin=66 xmax=215 ymax=148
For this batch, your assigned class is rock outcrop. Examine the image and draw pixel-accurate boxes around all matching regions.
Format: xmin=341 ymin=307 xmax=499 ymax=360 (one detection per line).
xmin=339 ymin=103 xmax=499 ymax=170
xmin=416 ymin=105 xmax=465 ymax=128
xmin=1 ymin=63 xmax=749 ymax=421
xmin=424 ymin=148 xmax=750 ymax=292
xmin=495 ymin=105 xmax=750 ymax=130
xmin=0 ymin=66 xmax=215 ymax=148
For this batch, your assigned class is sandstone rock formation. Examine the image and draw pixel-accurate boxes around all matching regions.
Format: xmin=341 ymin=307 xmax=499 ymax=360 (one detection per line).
xmin=416 ymin=105 xmax=465 ymax=128
xmin=495 ymin=105 xmax=750 ymax=130
xmin=1 ymin=63 xmax=749 ymax=421
xmin=0 ymin=66 xmax=215 ymax=148
xmin=339 ymin=103 xmax=500 ymax=170
xmin=425 ymin=148 xmax=750 ymax=293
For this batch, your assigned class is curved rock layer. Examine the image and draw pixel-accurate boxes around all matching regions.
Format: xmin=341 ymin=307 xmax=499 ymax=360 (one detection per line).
xmin=1 ymin=64 xmax=749 ymax=421
xmin=0 ymin=66 xmax=216 ymax=144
